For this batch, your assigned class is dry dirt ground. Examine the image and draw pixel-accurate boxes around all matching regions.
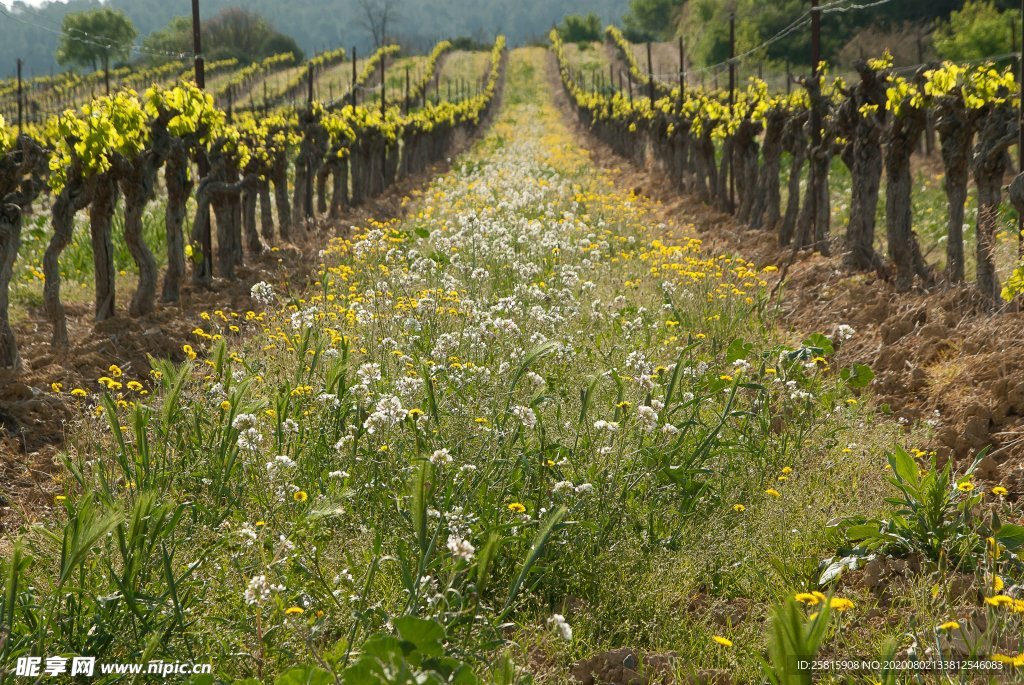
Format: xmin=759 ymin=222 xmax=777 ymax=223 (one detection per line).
xmin=546 ymin=54 xmax=1024 ymax=504
xmin=0 ymin=137 xmax=478 ymax=539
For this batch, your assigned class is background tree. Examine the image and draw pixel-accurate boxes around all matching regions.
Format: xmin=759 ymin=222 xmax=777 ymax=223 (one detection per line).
xmin=203 ymin=8 xmax=303 ymax=63
xmin=140 ymin=16 xmax=192 ymax=63
xmin=140 ymin=10 xmax=303 ymax=66
xmin=55 ymin=8 xmax=137 ymax=73
xmin=622 ymin=0 xmax=682 ymax=42
xmin=557 ymin=13 xmax=602 ymax=43
xmin=358 ymin=0 xmax=401 ymax=49
xmin=933 ymin=0 xmax=1019 ymax=63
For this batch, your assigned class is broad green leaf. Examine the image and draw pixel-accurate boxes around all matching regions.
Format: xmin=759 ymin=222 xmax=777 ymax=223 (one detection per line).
xmin=994 ymin=523 xmax=1024 ymax=550
xmin=802 ymin=333 xmax=834 ymax=356
xmin=839 ymin=363 xmax=875 ymax=388
xmin=275 ymin=666 xmax=334 ymax=685
xmin=394 ymin=615 xmax=446 ymax=657
xmin=888 ymin=447 xmax=919 ymax=489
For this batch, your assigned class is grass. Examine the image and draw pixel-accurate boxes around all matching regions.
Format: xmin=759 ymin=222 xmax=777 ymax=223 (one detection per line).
xmin=9 ymin=199 xmax=174 ymax=319
xmin=562 ymin=42 xmax=609 ymax=82
xmin=314 ymin=58 xmax=368 ymax=104
xmin=1 ymin=47 xmax=1022 ymax=684
xmin=361 ymin=55 xmax=428 ymax=106
xmin=761 ymin=146 xmax=1022 ymax=284
xmin=438 ymin=51 xmax=491 ymax=93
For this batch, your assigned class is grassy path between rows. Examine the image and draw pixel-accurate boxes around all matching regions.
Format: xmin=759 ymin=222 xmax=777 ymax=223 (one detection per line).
xmin=5 ymin=48 xmax=1022 ymax=684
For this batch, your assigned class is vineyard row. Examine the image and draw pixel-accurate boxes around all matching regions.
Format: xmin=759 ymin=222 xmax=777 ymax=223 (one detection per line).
xmin=0 ymin=37 xmax=506 ymax=369
xmin=554 ymin=28 xmax=1024 ymax=304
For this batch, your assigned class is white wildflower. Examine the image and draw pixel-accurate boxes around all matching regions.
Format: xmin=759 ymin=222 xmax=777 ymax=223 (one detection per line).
xmin=446 ymin=535 xmax=475 ymax=561
xmin=547 ymin=614 xmax=573 ymax=641
xmin=511 ymin=405 xmax=537 ymax=429
xmin=250 ymin=281 xmax=275 ymax=306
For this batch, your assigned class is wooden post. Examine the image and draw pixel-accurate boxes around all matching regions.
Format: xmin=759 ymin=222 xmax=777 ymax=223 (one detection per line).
xmin=352 ymin=46 xmax=358 ymax=107
xmin=307 ymin=61 xmax=314 ymax=107
xmin=16 ymin=58 xmax=22 ymax=131
xmin=728 ymin=12 xmax=736 ymax=213
xmin=1019 ymin=0 xmax=1023 ymax=255
xmin=918 ymin=31 xmax=933 ymax=156
xmin=679 ymin=37 xmax=685 ymax=101
xmin=379 ymin=53 xmax=386 ymax=112
xmin=405 ymin=65 xmax=410 ymax=112
xmin=192 ymin=0 xmax=211 ymax=280
xmin=809 ymin=0 xmax=822 ymax=248
xmin=647 ymin=41 xmax=655 ymax=101
xmin=627 ymin=71 xmax=633 ymax=105
xmin=305 ymin=64 xmax=314 ymax=220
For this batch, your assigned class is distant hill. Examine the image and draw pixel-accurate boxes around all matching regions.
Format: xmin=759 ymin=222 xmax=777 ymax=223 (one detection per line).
xmin=0 ymin=0 xmax=629 ymax=79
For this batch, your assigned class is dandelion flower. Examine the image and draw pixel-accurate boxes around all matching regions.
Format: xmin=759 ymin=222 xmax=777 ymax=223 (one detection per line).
xmin=50 ymin=382 xmax=63 ymax=393
xmin=794 ymin=591 xmax=827 ymax=606
xmin=992 ymin=486 xmax=1008 ymax=496
xmin=284 ymin=606 xmax=304 ymax=615
xmin=732 ymin=504 xmax=746 ymax=512
xmin=984 ymin=595 xmax=1014 ymax=607
xmin=829 ymin=597 xmax=855 ymax=612
xmin=712 ymin=635 xmax=733 ymax=648
xmin=957 ymin=481 xmax=974 ymax=492
xmin=938 ymin=621 xmax=961 ymax=631
xmin=293 ymin=491 xmax=309 ymax=503
xmin=507 ymin=502 xmax=526 ymax=514
xmin=764 ymin=488 xmax=781 ymax=498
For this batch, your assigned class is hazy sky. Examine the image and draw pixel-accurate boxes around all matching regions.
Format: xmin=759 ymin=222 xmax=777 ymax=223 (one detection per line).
xmin=2 ymin=0 xmax=62 ymax=6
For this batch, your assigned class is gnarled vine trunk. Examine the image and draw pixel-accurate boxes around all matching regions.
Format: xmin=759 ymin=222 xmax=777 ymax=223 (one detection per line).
xmin=162 ymin=141 xmax=192 ymax=303
xmin=328 ymin=158 xmax=349 ymax=219
xmin=271 ymin=156 xmax=292 ymax=241
xmin=935 ymin=106 xmax=974 ymax=284
xmin=780 ymin=113 xmax=808 ymax=247
xmin=839 ymin=62 xmax=886 ymax=271
xmin=120 ymin=153 xmax=159 ymax=316
xmin=884 ymin=106 xmax=930 ymax=291
xmin=734 ymin=119 xmax=762 ymax=224
xmin=90 ymin=174 xmax=119 ymax=321
xmin=750 ymin=109 xmax=785 ymax=230
xmin=259 ymin=180 xmax=275 ymax=244
xmin=972 ymin=104 xmax=1018 ymax=306
xmin=44 ymin=174 xmax=92 ymax=347
xmin=0 ymin=204 xmax=21 ymax=368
